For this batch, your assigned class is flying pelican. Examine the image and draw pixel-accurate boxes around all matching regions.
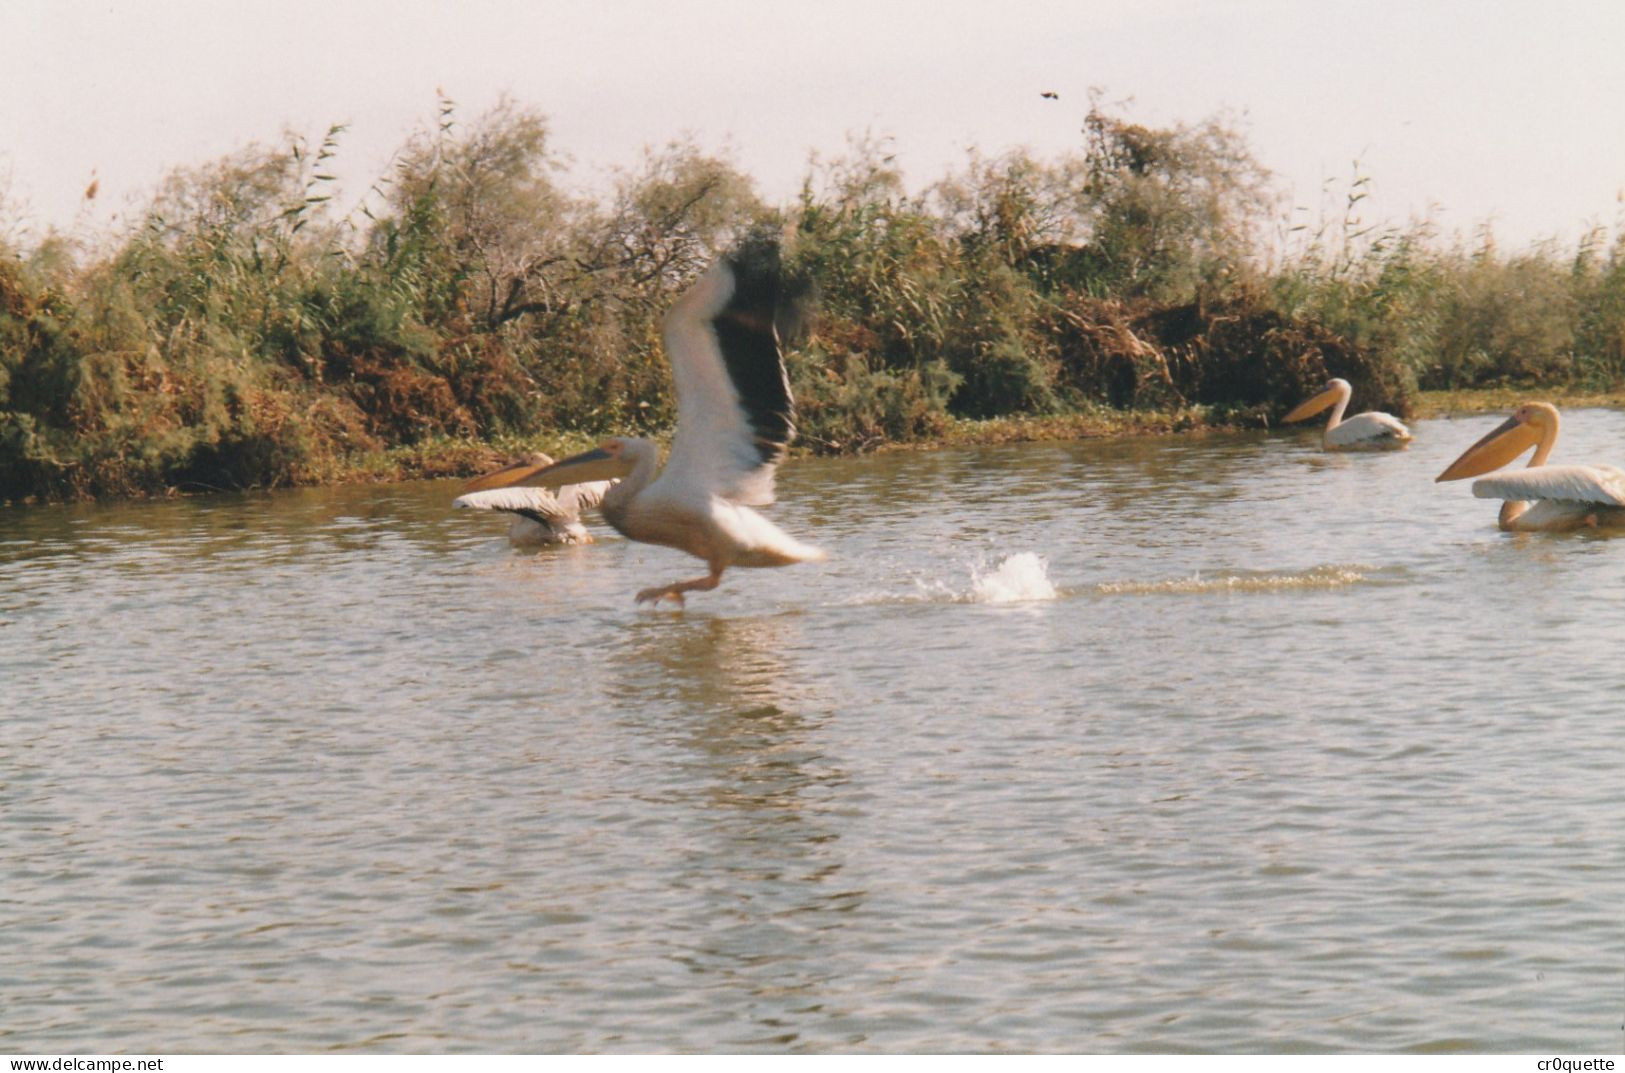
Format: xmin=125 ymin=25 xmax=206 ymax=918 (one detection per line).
xmin=1435 ymin=401 xmax=1625 ymax=531
xmin=1282 ymin=377 xmax=1412 ymax=450
xmin=454 ymin=453 xmax=612 ymax=546
xmin=473 ymin=238 xmax=825 ymax=604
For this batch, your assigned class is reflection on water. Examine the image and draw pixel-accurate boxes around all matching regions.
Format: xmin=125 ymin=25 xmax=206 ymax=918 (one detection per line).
xmin=4 ymin=413 xmax=1625 ymax=1052
xmin=610 ymin=613 xmax=858 ymax=1050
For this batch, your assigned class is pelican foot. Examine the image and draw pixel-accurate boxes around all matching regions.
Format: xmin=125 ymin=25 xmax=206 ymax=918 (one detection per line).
xmin=635 ymin=585 xmax=686 ymax=606
xmin=635 ymin=569 xmax=722 ymax=606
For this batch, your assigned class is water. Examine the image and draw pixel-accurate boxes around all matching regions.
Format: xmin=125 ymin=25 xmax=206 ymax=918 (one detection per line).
xmin=3 ymin=412 xmax=1624 ymax=1053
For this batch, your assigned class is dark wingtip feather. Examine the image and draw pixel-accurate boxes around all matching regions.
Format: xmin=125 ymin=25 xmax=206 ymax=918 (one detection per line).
xmin=726 ymin=230 xmax=816 ymax=345
xmin=713 ymin=232 xmax=816 ymax=465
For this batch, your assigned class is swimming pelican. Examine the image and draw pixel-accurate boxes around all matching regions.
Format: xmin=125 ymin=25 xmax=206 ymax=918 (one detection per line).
xmin=1282 ymin=377 xmax=1412 ymax=450
xmin=475 ymin=238 xmax=825 ymax=604
xmin=454 ymin=453 xmax=612 ymax=546
xmin=1435 ymin=401 xmax=1625 ymax=531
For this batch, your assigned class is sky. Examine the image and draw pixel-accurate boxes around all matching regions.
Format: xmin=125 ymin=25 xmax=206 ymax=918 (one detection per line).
xmin=3 ymin=0 xmax=1625 ymax=252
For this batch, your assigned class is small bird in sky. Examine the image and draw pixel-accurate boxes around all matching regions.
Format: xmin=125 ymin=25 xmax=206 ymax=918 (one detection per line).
xmin=1040 ymin=91 xmax=1059 ymax=100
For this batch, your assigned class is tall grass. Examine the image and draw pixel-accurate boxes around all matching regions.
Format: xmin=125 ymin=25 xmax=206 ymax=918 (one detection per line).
xmin=1271 ymin=172 xmax=1625 ymax=395
xmin=4 ymin=98 xmax=1623 ymax=503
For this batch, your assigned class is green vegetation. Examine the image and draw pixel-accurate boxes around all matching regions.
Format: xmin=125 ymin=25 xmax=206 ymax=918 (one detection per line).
xmin=5 ymin=96 xmax=1625 ymax=503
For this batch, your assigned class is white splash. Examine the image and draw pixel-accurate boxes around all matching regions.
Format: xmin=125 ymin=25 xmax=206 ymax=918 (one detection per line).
xmin=969 ymin=552 xmax=1058 ymax=604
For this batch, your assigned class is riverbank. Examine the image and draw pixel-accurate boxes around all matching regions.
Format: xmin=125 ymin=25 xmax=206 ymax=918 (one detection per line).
xmin=356 ymin=386 xmax=1625 ymax=486
xmin=1410 ymin=387 xmax=1625 ymax=418
xmin=4 ymin=386 xmax=1620 ymax=506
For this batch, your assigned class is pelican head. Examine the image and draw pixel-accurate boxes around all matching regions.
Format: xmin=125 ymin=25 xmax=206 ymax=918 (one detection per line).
xmin=1435 ymin=402 xmax=1559 ymax=482
xmin=1282 ymin=378 xmax=1352 ymax=424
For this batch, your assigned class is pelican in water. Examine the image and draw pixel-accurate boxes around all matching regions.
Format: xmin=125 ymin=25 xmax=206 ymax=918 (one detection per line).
xmin=1435 ymin=401 xmax=1625 ymax=531
xmin=473 ymin=238 xmax=825 ymax=604
xmin=1282 ymin=377 xmax=1412 ymax=450
xmin=454 ymin=453 xmax=612 ymax=546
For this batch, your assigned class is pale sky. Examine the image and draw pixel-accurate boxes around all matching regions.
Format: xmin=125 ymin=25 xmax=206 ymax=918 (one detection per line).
xmin=4 ymin=0 xmax=1624 ymax=251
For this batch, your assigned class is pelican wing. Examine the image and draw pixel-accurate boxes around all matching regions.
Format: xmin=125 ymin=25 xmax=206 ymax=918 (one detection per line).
xmin=454 ymin=482 xmax=612 ymax=523
xmin=1471 ymin=464 xmax=1625 ymax=505
xmin=560 ymin=479 xmax=613 ymax=515
xmin=661 ymin=244 xmax=796 ymax=507
xmin=1326 ymin=410 xmax=1411 ymax=447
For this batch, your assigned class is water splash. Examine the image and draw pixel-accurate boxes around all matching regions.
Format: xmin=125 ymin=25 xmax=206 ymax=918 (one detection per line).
xmin=879 ymin=552 xmax=1060 ymax=605
xmin=1094 ymin=565 xmax=1368 ymax=596
xmin=969 ymin=552 xmax=1058 ymax=603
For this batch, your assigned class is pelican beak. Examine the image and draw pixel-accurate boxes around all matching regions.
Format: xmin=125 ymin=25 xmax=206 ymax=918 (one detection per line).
xmin=1282 ymin=386 xmax=1339 ymax=424
xmin=463 ymin=456 xmax=553 ymax=492
xmin=517 ymin=447 xmax=632 ymax=489
xmin=1435 ymin=414 xmax=1542 ymax=482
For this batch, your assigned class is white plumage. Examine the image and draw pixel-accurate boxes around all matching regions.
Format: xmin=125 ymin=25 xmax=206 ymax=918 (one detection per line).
xmin=1324 ymin=410 xmax=1413 ymax=449
xmin=1283 ymin=378 xmax=1412 ymax=451
xmin=1470 ymin=464 xmax=1625 ymax=506
xmin=660 ymin=262 xmax=784 ymax=509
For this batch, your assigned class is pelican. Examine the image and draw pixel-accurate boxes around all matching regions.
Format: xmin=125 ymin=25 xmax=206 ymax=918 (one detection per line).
xmin=1435 ymin=401 xmax=1625 ymax=531
xmin=475 ymin=238 xmax=825 ymax=604
xmin=1282 ymin=377 xmax=1412 ymax=450
xmin=454 ymin=453 xmax=612 ymax=546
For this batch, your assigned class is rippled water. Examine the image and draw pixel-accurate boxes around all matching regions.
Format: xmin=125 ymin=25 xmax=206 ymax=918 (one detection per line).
xmin=4 ymin=412 xmax=1624 ymax=1053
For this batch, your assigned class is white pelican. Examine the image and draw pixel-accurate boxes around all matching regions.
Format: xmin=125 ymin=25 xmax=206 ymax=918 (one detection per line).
xmin=454 ymin=453 xmax=612 ymax=546
xmin=1435 ymin=401 xmax=1625 ymax=532
xmin=1282 ymin=377 xmax=1412 ymax=450
xmin=473 ymin=238 xmax=825 ymax=604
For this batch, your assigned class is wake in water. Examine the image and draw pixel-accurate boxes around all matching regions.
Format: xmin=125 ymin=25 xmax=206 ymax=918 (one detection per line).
xmin=861 ymin=557 xmax=1377 ymax=607
xmin=1092 ymin=564 xmax=1370 ymax=595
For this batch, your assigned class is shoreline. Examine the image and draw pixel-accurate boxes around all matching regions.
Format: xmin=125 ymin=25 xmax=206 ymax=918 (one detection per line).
xmin=6 ymin=388 xmax=1622 ymax=507
xmin=1408 ymin=387 xmax=1625 ymax=419
xmin=253 ymin=386 xmax=1625 ymax=486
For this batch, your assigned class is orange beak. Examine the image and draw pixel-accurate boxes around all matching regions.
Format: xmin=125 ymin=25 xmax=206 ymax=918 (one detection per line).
xmin=1283 ymin=385 xmax=1340 ymax=424
xmin=1435 ymin=414 xmax=1543 ymax=482
xmin=463 ymin=455 xmax=555 ymax=492
xmin=518 ymin=447 xmax=631 ymax=489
